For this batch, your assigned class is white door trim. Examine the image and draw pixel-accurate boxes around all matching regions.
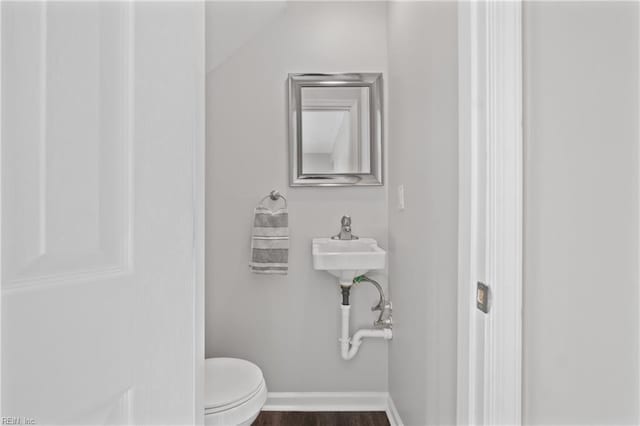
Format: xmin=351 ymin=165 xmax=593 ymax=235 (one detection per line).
xmin=456 ymin=3 xmax=477 ymax=422
xmin=193 ymin=3 xmax=206 ymax=424
xmin=0 ymin=1 xmax=4 ymax=415
xmin=637 ymin=1 xmax=640 ymax=420
xmin=457 ymin=1 xmax=523 ymax=425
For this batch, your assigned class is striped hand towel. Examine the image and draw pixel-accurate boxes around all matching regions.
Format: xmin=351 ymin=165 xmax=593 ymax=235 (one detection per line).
xmin=249 ymin=204 xmax=289 ymax=274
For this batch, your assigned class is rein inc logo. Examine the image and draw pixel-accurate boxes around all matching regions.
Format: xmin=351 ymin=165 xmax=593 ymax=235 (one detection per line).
xmin=1 ymin=418 xmax=36 ymax=425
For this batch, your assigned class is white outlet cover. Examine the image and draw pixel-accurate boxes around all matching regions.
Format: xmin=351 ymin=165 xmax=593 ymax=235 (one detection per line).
xmin=398 ymin=184 xmax=405 ymax=210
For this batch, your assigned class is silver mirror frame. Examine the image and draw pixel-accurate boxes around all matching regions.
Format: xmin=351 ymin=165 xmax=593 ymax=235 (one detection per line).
xmin=288 ymin=73 xmax=384 ymax=186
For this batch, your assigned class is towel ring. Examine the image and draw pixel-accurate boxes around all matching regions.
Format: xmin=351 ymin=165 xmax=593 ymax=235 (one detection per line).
xmin=259 ymin=190 xmax=287 ymax=209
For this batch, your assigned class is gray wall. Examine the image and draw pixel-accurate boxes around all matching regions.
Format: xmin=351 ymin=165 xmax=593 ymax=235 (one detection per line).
xmin=205 ymin=1 xmax=389 ymax=392
xmin=524 ymin=2 xmax=639 ymax=424
xmin=386 ymin=2 xmax=459 ymax=425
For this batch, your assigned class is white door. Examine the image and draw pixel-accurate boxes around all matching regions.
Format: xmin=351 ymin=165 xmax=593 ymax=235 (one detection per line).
xmin=1 ymin=2 xmax=204 ymax=424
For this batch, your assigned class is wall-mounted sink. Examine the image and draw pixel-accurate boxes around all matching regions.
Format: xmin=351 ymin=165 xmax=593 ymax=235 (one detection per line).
xmin=312 ymin=237 xmax=386 ymax=286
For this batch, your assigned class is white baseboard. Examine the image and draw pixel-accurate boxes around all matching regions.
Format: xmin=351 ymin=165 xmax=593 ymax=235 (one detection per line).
xmin=385 ymin=394 xmax=403 ymax=426
xmin=263 ymin=392 xmax=388 ymax=412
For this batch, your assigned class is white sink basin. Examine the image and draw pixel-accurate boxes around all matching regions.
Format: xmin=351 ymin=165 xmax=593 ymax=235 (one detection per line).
xmin=312 ymin=237 xmax=386 ymax=285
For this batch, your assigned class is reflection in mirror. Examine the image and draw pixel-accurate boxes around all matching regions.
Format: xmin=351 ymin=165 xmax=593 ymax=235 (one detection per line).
xmin=301 ymin=87 xmax=370 ymax=174
xmin=289 ymin=73 xmax=383 ymax=186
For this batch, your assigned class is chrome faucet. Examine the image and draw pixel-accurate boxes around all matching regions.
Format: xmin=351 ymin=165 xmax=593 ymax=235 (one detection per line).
xmin=331 ymin=215 xmax=359 ymax=240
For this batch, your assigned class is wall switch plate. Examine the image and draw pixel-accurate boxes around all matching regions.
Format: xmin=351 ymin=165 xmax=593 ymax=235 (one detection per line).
xmin=398 ymin=184 xmax=405 ymax=210
xmin=477 ymin=282 xmax=490 ymax=313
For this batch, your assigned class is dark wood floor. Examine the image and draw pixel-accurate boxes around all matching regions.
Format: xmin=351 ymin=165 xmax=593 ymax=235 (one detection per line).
xmin=252 ymin=411 xmax=390 ymax=426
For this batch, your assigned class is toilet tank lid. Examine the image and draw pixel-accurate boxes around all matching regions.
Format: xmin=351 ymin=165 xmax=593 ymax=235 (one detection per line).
xmin=204 ymin=357 xmax=264 ymax=410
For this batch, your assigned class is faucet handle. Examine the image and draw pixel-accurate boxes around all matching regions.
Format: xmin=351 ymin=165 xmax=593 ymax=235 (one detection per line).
xmin=341 ymin=215 xmax=351 ymax=226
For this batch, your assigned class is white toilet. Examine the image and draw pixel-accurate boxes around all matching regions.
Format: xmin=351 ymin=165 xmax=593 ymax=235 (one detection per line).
xmin=204 ymin=358 xmax=267 ymax=426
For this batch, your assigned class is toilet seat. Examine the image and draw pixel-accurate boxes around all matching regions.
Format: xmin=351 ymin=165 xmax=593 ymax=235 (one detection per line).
xmin=205 ymin=358 xmax=264 ymax=410
xmin=204 ymin=358 xmax=267 ymax=426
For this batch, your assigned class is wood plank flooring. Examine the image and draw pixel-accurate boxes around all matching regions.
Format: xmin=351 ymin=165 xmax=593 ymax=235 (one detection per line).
xmin=252 ymin=411 xmax=391 ymax=426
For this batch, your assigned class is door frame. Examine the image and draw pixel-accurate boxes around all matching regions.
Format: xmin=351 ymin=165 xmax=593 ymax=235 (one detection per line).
xmin=193 ymin=3 xmax=206 ymax=423
xmin=456 ymin=1 xmax=523 ymax=424
xmin=0 ymin=1 xmax=4 ymax=415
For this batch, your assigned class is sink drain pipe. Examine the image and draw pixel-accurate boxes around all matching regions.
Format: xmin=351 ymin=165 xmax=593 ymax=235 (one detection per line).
xmin=339 ymin=276 xmax=392 ymax=361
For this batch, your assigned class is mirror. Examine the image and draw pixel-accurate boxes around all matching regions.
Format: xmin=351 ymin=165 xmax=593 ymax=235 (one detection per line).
xmin=288 ymin=73 xmax=383 ymax=186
